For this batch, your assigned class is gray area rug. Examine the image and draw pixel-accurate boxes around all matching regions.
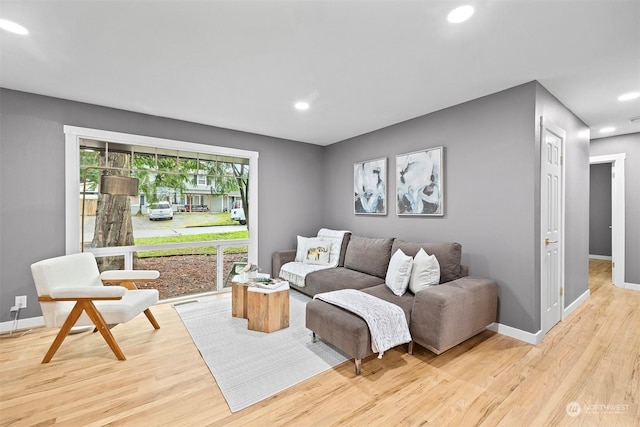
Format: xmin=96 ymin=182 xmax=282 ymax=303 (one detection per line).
xmin=174 ymin=290 xmax=349 ymax=412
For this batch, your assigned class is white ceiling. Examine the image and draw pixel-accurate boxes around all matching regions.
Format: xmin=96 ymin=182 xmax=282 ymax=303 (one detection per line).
xmin=1 ymin=1 xmax=638 ymax=145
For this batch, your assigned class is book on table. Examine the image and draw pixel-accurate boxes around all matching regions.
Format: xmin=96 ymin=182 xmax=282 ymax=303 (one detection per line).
xmin=251 ymin=279 xmax=289 ymax=290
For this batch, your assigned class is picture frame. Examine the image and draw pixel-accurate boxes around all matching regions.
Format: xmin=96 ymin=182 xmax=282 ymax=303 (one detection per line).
xmin=396 ymin=146 xmax=444 ymax=216
xmin=354 ymin=157 xmax=387 ymax=215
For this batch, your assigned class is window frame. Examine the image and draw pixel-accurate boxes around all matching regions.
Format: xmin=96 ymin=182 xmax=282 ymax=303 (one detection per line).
xmin=64 ymin=126 xmax=259 ymax=265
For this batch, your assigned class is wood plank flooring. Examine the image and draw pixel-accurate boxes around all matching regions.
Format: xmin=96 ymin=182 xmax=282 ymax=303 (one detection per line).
xmin=1 ymin=259 xmax=638 ymax=426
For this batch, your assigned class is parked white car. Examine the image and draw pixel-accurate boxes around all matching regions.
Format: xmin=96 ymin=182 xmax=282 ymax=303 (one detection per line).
xmin=149 ymin=202 xmax=173 ymax=221
xmin=230 ymin=200 xmax=246 ymax=225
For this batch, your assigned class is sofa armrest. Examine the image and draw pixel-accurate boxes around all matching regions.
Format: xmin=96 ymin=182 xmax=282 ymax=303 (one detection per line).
xmin=271 ymin=250 xmax=296 ymax=278
xmin=410 ymin=276 xmax=498 ymax=354
xmin=460 ymin=264 xmax=469 ymax=277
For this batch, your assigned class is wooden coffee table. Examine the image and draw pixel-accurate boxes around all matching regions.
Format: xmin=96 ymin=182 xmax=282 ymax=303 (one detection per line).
xmin=231 ymin=273 xmax=270 ymax=318
xmin=231 ymin=280 xmax=251 ymax=319
xmin=247 ymin=284 xmax=290 ymax=333
xmin=231 ymin=276 xmax=290 ymax=333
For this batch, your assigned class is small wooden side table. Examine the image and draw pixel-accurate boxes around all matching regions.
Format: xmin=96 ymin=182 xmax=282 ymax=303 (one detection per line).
xmin=247 ymin=284 xmax=290 ymax=333
xmin=231 ymin=273 xmax=270 ymax=318
xmin=231 ymin=281 xmax=250 ymax=319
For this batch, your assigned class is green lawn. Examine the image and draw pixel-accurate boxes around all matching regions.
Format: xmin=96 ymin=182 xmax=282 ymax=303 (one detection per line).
xmin=183 ymin=212 xmax=238 ymax=227
xmin=135 ymin=230 xmax=249 ymax=257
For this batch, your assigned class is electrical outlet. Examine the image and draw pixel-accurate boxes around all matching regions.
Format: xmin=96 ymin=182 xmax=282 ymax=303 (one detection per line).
xmin=15 ymin=295 xmax=27 ymax=309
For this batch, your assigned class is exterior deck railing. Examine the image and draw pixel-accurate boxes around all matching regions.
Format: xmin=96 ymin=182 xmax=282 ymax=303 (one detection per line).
xmin=89 ymin=238 xmax=250 ymax=295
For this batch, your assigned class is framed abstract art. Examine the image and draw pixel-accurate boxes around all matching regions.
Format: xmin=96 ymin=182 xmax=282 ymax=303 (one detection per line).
xmin=396 ymin=146 xmax=444 ymax=216
xmin=354 ymin=157 xmax=387 ymax=215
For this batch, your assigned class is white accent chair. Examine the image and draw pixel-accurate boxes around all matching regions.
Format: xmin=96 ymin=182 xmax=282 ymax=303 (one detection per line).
xmin=31 ymin=252 xmax=160 ymax=363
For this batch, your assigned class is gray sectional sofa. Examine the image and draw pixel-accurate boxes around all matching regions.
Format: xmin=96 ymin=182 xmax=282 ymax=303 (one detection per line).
xmin=272 ymin=233 xmax=498 ymax=374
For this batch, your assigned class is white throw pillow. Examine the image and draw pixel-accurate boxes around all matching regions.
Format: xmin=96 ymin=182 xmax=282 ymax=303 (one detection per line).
xmin=409 ymin=248 xmax=441 ymax=293
xmin=295 ymin=236 xmax=311 ymax=262
xmin=317 ymin=228 xmax=349 ymax=267
xmin=385 ymin=249 xmax=413 ymax=296
xmin=303 ymin=240 xmax=332 ymax=265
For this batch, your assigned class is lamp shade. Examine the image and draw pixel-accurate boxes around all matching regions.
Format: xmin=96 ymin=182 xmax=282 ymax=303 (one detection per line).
xmin=100 ymin=175 xmax=139 ymax=196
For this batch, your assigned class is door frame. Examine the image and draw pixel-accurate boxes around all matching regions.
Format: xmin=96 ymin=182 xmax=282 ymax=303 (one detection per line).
xmin=589 ymin=153 xmax=626 ymax=288
xmin=540 ymin=117 xmax=566 ymax=335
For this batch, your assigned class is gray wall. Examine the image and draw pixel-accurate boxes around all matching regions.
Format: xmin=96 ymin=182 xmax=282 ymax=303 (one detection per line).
xmin=0 ymin=88 xmax=325 ymax=322
xmin=323 ymin=81 xmax=589 ymax=334
xmin=590 ymin=133 xmax=640 ymax=284
xmin=1 ymin=82 xmax=592 ymax=334
xmin=589 ymin=163 xmax=612 ymax=256
xmin=534 ymin=83 xmax=590 ymax=319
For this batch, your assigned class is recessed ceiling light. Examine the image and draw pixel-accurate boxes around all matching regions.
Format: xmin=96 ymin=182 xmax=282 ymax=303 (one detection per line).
xmin=617 ymin=92 xmax=640 ymax=102
xmin=599 ymin=127 xmax=615 ymax=134
xmin=294 ymin=102 xmax=310 ymax=111
xmin=0 ymin=19 xmax=29 ymax=35
xmin=447 ymin=5 xmax=474 ymax=23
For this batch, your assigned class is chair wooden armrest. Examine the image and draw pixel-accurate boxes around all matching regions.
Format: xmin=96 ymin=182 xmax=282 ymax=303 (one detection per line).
xmin=39 ymin=295 xmax=123 ymax=302
xmin=48 ymin=285 xmax=127 ymax=299
xmin=101 ymin=270 xmax=160 ymax=290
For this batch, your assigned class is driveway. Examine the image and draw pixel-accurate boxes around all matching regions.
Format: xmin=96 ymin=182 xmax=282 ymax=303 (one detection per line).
xmin=83 ymin=212 xmax=246 ymax=240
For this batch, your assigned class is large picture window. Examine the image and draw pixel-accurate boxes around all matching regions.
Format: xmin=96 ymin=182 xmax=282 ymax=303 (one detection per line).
xmin=65 ymin=126 xmax=259 ymax=301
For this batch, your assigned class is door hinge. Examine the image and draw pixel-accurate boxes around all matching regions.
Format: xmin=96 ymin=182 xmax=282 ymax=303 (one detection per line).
xmin=612 ymin=262 xmax=615 ymax=268
xmin=560 ymin=155 xmax=564 ymax=165
xmin=560 ymin=288 xmax=564 ymax=297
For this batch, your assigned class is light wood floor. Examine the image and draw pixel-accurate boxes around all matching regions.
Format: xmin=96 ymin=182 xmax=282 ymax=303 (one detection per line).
xmin=1 ymin=259 xmax=638 ymax=426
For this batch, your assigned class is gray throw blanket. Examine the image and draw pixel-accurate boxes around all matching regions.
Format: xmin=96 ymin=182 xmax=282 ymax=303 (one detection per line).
xmin=314 ymin=289 xmax=412 ymax=358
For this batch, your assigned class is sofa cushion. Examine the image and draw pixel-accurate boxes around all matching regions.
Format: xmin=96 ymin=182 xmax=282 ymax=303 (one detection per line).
xmin=344 ymin=236 xmax=394 ymax=278
xmin=302 ymin=267 xmax=384 ymax=296
xmin=362 ymin=284 xmax=414 ymax=325
xmin=385 ymin=249 xmax=413 ymax=296
xmin=391 ymin=240 xmax=462 ymax=284
xmin=409 ymin=248 xmax=440 ymax=293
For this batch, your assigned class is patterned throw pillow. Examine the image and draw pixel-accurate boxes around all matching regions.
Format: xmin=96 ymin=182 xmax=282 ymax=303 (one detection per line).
xmin=296 ymin=236 xmax=332 ymax=265
xmin=385 ymin=249 xmax=413 ymax=296
xmin=303 ymin=241 xmax=332 ymax=265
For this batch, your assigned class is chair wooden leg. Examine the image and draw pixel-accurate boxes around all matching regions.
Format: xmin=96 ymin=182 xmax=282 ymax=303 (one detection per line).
xmin=42 ymin=302 xmax=86 ymax=363
xmin=144 ymin=308 xmax=160 ymax=329
xmin=81 ymin=300 xmax=126 ymax=361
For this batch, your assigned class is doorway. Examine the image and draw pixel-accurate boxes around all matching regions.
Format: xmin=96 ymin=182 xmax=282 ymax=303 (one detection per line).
xmin=589 ymin=153 xmax=626 ymax=288
xmin=589 ymin=163 xmax=612 ymax=259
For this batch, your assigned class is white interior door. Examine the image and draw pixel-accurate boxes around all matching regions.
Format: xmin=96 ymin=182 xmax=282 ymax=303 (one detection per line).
xmin=541 ymin=118 xmax=565 ymax=336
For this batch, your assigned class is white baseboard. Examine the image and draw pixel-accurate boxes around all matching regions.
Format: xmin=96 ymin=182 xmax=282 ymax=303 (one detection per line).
xmin=588 ymin=254 xmax=612 ymax=260
xmin=563 ymin=289 xmax=590 ymax=319
xmin=486 ymin=322 xmax=542 ymax=345
xmin=488 ymin=289 xmax=593 ymax=346
xmin=625 ymin=282 xmax=640 ymax=291
xmin=0 ymin=316 xmax=44 ymax=334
